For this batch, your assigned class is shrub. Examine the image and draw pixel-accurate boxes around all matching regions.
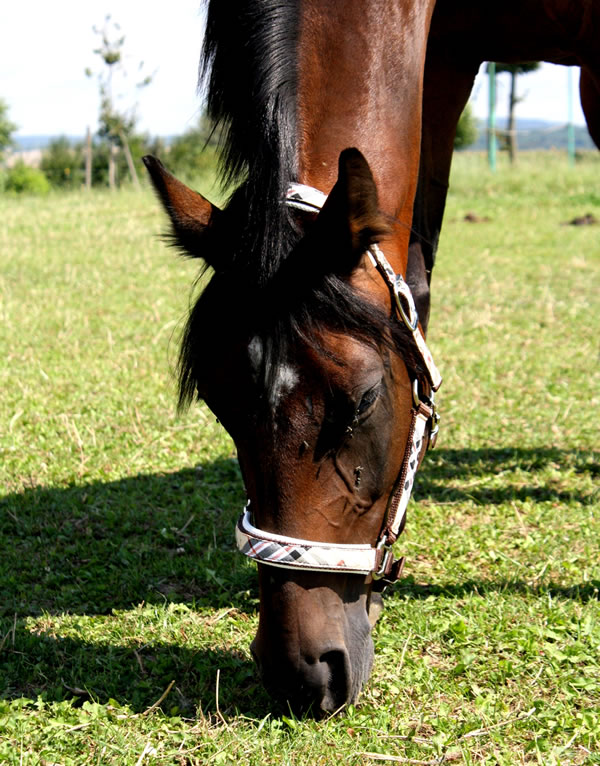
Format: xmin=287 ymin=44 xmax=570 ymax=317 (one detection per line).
xmin=166 ymin=119 xmax=220 ymax=183
xmin=91 ymin=134 xmax=165 ymax=188
xmin=454 ymin=103 xmax=478 ymax=150
xmin=40 ymin=137 xmax=84 ymax=189
xmin=5 ymin=162 xmax=50 ymax=195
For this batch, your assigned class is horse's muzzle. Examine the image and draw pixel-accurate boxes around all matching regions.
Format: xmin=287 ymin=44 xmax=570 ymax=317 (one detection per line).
xmin=250 ymin=568 xmax=374 ymax=714
xmin=251 ymin=640 xmax=361 ymax=714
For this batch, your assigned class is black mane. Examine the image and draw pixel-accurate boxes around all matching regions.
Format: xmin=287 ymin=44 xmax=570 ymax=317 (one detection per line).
xmin=177 ymin=1 xmax=420 ymax=410
xmin=200 ymin=0 xmax=301 ymax=283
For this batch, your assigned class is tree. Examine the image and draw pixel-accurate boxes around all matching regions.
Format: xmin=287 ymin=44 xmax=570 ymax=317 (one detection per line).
xmin=454 ymin=103 xmax=478 ymax=150
xmin=0 ymin=98 xmax=18 ymax=163
xmin=86 ymin=16 xmax=153 ymax=188
xmin=493 ymin=62 xmax=541 ymax=162
xmin=167 ymin=117 xmax=221 ymax=180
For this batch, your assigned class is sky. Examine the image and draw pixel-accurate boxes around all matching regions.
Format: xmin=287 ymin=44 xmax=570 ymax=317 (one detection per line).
xmin=470 ymin=63 xmax=585 ymax=127
xmin=1 ymin=1 xmax=587 ymax=139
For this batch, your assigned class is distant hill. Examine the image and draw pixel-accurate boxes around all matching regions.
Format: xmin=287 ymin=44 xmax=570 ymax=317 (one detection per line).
xmin=14 ymin=134 xmax=178 ymax=151
xmin=467 ymin=118 xmax=595 ymax=151
xmin=14 ymin=121 xmax=597 ymax=155
xmin=14 ymin=135 xmax=83 ymax=151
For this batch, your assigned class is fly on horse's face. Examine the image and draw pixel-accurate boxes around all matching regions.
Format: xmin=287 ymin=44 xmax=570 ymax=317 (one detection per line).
xmin=144 ymin=149 xmax=440 ymax=714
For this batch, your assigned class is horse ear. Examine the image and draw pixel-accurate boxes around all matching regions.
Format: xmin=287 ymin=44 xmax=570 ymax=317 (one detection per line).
xmin=142 ymin=155 xmax=222 ymax=263
xmin=312 ymin=148 xmax=391 ymax=273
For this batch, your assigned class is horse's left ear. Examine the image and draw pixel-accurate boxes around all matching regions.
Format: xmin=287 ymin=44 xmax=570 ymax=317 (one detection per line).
xmin=312 ymin=148 xmax=391 ymax=274
xmin=143 ymin=155 xmax=222 ymax=262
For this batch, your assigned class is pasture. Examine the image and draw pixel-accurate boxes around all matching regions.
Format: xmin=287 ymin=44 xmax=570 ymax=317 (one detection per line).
xmin=1 ymin=152 xmax=599 ymax=764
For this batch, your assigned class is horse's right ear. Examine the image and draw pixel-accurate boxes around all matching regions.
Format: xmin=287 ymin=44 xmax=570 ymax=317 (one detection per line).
xmin=143 ymin=155 xmax=222 ymax=263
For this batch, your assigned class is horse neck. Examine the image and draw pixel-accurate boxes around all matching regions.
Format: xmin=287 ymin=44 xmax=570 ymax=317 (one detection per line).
xmin=296 ymin=0 xmax=436 ymax=275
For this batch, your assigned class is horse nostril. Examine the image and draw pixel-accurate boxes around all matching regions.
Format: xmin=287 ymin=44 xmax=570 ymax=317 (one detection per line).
xmin=251 ymin=635 xmax=357 ymax=714
xmin=318 ymin=649 xmax=347 ymax=681
xmin=313 ymin=649 xmax=350 ymax=713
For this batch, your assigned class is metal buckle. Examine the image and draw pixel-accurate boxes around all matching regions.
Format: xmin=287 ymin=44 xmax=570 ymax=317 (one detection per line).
xmin=413 ymin=380 xmax=440 ymax=450
xmin=372 ymin=537 xmax=393 ymax=580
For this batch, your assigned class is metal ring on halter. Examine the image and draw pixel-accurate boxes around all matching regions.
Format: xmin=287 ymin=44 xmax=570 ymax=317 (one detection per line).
xmin=412 ymin=379 xmax=421 ymax=408
xmin=394 ymin=275 xmax=419 ymax=332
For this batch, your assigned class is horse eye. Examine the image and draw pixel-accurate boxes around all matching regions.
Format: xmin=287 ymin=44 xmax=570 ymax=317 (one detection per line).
xmin=356 ymin=384 xmax=381 ymax=417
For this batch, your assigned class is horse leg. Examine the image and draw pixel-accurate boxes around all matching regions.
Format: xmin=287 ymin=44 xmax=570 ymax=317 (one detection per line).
xmin=409 ymin=56 xmax=479 ymax=331
xmin=579 ymin=65 xmax=600 ymax=150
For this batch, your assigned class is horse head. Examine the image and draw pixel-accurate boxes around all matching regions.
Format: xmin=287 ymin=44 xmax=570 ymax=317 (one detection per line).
xmin=144 ymin=148 xmax=440 ymax=714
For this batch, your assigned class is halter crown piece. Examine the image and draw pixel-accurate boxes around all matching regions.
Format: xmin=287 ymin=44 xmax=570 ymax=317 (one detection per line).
xmin=235 ymin=183 xmax=442 ymax=584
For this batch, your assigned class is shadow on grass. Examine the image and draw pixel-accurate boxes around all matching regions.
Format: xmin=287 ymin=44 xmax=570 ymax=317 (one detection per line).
xmin=417 ymin=446 xmax=599 ymax=506
xmin=2 ymin=447 xmax=596 ymax=619
xmin=1 ymin=622 xmax=273 ymax=717
xmin=393 ymin=575 xmax=600 ymax=604
xmin=1 ymin=446 xmax=597 ymax=711
xmin=0 ymin=456 xmax=271 ymax=713
xmin=1 ymin=457 xmax=252 ymax=619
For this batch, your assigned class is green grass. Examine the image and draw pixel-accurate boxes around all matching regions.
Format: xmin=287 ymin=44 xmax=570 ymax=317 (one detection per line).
xmin=1 ymin=152 xmax=599 ymax=764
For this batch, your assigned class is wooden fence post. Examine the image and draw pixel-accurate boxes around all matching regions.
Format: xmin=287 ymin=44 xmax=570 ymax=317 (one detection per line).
xmin=119 ymin=130 xmax=141 ymax=190
xmin=85 ymin=127 xmax=92 ymax=190
xmin=109 ymin=144 xmax=117 ymax=189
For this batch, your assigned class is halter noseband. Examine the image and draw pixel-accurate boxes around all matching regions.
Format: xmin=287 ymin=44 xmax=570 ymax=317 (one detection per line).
xmin=234 ymin=183 xmax=442 ymax=584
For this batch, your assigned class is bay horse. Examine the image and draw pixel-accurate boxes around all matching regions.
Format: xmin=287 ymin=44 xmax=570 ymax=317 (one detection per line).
xmin=409 ymin=0 xmax=600 ymax=327
xmin=143 ymin=0 xmax=599 ymax=715
xmin=144 ymin=0 xmax=439 ymax=714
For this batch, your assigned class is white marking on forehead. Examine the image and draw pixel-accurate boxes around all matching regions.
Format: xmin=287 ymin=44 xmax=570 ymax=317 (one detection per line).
xmin=248 ymin=335 xmax=299 ymax=408
xmin=248 ymin=335 xmax=263 ymax=368
xmin=273 ymin=364 xmax=299 ymax=403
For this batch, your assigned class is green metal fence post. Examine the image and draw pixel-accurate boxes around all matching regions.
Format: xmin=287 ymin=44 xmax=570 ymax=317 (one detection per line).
xmin=488 ymin=62 xmax=497 ymax=171
xmin=567 ymin=67 xmax=576 ymax=166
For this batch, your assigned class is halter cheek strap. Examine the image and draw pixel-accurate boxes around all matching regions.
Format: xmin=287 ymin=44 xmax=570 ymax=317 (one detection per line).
xmin=234 ymin=183 xmax=442 ymax=584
